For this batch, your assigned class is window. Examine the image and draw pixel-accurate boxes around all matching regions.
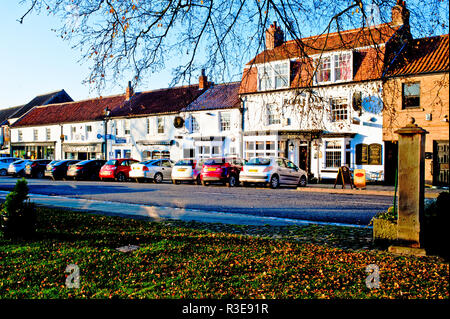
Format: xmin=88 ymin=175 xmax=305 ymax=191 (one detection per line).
xmin=33 ymin=129 xmax=38 ymax=141
xmin=146 ymin=118 xmax=151 ymax=135
xmin=220 ymin=112 xmax=231 ymax=131
xmin=86 ymin=125 xmax=92 ymax=139
xmin=18 ymin=130 xmax=22 ymax=142
xmin=46 ymin=128 xmax=51 ymax=141
xmin=157 ymin=118 xmax=164 ymax=134
xmin=124 ymin=120 xmax=131 ymax=135
xmin=190 ymin=116 xmax=199 ymax=132
xmin=325 ymin=140 xmax=342 ymax=168
xmin=331 ymin=98 xmax=348 ymax=122
xmin=274 ymin=63 xmax=289 ymax=88
xmin=316 ymin=56 xmax=331 ymax=82
xmin=258 ymin=62 xmax=289 ymax=91
xmin=315 ymin=52 xmax=353 ymax=83
xmin=402 ymin=82 xmax=420 ymax=109
xmin=267 ymin=104 xmax=281 ymax=125
xmin=334 ymin=53 xmax=352 ymax=81
xmin=183 ymin=148 xmax=195 ymax=158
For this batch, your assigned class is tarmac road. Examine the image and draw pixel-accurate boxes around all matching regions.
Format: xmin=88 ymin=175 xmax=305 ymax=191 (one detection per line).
xmin=0 ymin=176 xmax=394 ymax=226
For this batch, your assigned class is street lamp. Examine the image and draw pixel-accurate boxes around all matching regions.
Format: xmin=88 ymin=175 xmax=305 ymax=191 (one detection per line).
xmin=104 ymin=107 xmax=111 ymax=160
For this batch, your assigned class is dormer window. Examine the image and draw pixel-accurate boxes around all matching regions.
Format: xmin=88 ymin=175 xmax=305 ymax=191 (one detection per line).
xmin=315 ymin=52 xmax=353 ymax=83
xmin=258 ymin=61 xmax=290 ymax=91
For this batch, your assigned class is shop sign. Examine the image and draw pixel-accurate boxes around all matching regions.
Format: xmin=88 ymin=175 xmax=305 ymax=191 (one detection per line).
xmin=354 ymin=169 xmax=366 ymax=189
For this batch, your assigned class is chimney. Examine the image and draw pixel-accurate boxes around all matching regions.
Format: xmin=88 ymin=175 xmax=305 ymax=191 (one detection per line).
xmin=391 ymin=0 xmax=410 ymax=27
xmin=199 ymin=69 xmax=209 ymax=90
xmin=265 ymin=21 xmax=284 ymax=50
xmin=125 ymin=81 xmax=134 ymax=100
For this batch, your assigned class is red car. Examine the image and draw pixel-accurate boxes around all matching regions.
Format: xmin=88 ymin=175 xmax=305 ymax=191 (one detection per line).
xmin=99 ymin=158 xmax=139 ymax=182
xmin=200 ymin=157 xmax=245 ymax=187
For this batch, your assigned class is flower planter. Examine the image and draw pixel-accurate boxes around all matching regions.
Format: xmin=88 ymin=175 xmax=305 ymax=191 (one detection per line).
xmin=372 ymin=218 xmax=397 ymax=243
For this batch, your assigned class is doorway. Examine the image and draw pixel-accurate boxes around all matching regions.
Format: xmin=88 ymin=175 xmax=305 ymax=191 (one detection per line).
xmin=299 ymin=145 xmax=308 ymax=172
xmin=433 ymin=140 xmax=449 ymax=186
xmin=384 ymin=141 xmax=398 ymax=185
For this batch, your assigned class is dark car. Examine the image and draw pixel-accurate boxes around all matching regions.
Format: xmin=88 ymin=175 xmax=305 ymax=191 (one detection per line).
xmin=66 ymin=159 xmax=106 ymax=180
xmin=200 ymin=157 xmax=245 ymax=187
xmin=24 ymin=159 xmax=52 ymax=178
xmin=99 ymin=158 xmax=139 ymax=182
xmin=45 ymin=160 xmax=80 ymax=180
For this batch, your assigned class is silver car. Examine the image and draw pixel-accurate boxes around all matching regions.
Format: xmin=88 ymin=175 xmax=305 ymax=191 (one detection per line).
xmin=240 ymin=157 xmax=308 ymax=188
xmin=129 ymin=158 xmax=174 ymax=183
xmin=6 ymin=159 xmax=29 ymax=177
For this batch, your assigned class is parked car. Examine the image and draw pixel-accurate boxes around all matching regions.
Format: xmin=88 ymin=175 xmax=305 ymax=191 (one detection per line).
xmin=171 ymin=158 xmax=205 ymax=185
xmin=7 ymin=159 xmax=32 ymax=177
xmin=99 ymin=158 xmax=139 ymax=182
xmin=24 ymin=159 xmax=52 ymax=178
xmin=0 ymin=157 xmax=21 ymax=176
xmin=240 ymin=157 xmax=308 ymax=188
xmin=45 ymin=160 xmax=80 ymax=180
xmin=200 ymin=157 xmax=244 ymax=187
xmin=129 ymin=158 xmax=174 ymax=183
xmin=66 ymin=159 xmax=106 ymax=180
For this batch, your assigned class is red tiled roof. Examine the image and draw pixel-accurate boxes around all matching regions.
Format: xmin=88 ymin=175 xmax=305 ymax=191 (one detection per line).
xmin=183 ymin=82 xmax=241 ymax=111
xmin=12 ymin=95 xmax=125 ymax=127
xmin=111 ymin=85 xmax=205 ymax=117
xmin=385 ymin=34 xmax=449 ymax=77
xmin=247 ymin=23 xmax=398 ymax=65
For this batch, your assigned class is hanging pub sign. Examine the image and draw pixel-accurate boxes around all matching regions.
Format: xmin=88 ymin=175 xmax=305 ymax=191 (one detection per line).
xmin=334 ymin=166 xmax=353 ymax=189
xmin=173 ymin=116 xmax=184 ymax=129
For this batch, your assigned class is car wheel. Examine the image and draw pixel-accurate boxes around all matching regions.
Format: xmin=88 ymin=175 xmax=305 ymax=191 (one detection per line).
xmin=0 ymin=169 xmax=7 ymax=176
xmin=154 ymin=173 xmax=163 ymax=183
xmin=227 ymin=175 xmax=237 ymax=187
xmin=269 ymin=175 xmax=280 ymax=189
xmin=298 ymin=175 xmax=307 ymax=187
xmin=36 ymin=171 xmax=44 ymax=179
xmin=242 ymin=182 xmax=249 ymax=187
xmin=116 ymin=173 xmax=126 ymax=182
xmin=201 ymin=180 xmax=209 ymax=186
xmin=195 ymin=175 xmax=201 ymax=185
xmin=173 ymin=179 xmax=180 ymax=185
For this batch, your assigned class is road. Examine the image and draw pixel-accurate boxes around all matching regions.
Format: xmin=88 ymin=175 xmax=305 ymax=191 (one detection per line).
xmin=0 ymin=176 xmax=394 ymax=226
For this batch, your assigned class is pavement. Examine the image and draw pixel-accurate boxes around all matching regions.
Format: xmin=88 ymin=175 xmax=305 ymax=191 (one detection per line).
xmin=302 ymin=183 xmax=445 ymax=198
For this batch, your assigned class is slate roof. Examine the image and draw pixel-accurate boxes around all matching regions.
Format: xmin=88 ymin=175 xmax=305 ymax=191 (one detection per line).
xmin=12 ymin=95 xmax=125 ymax=127
xmin=0 ymin=105 xmax=23 ymax=126
xmin=12 ymin=84 xmax=207 ymax=127
xmin=384 ymin=34 xmax=449 ymax=77
xmin=111 ymin=85 xmax=206 ymax=118
xmin=182 ymin=82 xmax=241 ymax=112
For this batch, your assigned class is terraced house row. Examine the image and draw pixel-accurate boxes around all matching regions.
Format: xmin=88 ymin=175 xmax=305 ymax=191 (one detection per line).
xmin=0 ymin=1 xmax=448 ymax=186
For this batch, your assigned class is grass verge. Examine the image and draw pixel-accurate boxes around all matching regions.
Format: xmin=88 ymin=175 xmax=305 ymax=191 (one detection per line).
xmin=0 ymin=207 xmax=448 ymax=299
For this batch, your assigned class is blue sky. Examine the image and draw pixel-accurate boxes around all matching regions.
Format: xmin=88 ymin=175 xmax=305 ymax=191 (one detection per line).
xmin=0 ymin=2 xmax=174 ymax=109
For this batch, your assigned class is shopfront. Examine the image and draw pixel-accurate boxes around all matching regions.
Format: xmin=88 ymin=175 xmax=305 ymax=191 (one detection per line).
xmin=137 ymin=140 xmax=174 ymax=161
xmin=11 ymin=142 xmax=56 ymax=159
xmin=62 ymin=143 xmax=103 ymax=160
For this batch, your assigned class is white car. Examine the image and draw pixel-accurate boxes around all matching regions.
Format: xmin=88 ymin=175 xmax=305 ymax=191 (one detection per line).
xmin=129 ymin=158 xmax=174 ymax=183
xmin=240 ymin=157 xmax=308 ymax=188
xmin=0 ymin=157 xmax=21 ymax=176
xmin=171 ymin=159 xmax=204 ymax=185
xmin=7 ymin=159 xmax=32 ymax=177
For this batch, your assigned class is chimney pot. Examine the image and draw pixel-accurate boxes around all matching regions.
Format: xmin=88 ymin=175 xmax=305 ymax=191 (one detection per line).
xmin=199 ymin=70 xmax=209 ymax=90
xmin=125 ymin=81 xmax=134 ymax=100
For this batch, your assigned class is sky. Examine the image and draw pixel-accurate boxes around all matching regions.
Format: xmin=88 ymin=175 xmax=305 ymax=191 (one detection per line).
xmin=0 ymin=2 xmax=175 ymax=110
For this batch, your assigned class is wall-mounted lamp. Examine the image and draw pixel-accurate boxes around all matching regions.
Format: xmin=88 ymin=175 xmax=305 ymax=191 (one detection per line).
xmin=289 ymin=141 xmax=294 ymax=151
xmin=442 ymin=115 xmax=449 ymax=123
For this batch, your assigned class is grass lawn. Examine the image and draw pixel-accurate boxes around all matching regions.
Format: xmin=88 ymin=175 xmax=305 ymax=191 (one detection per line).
xmin=0 ymin=207 xmax=448 ymax=299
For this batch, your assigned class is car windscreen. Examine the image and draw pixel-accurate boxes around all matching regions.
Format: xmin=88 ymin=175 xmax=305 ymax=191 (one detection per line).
xmin=204 ymin=158 xmax=225 ymax=165
xmin=77 ymin=160 xmax=92 ymax=166
xmin=140 ymin=160 xmax=157 ymax=165
xmin=12 ymin=160 xmax=24 ymax=165
xmin=175 ymin=159 xmax=194 ymax=166
xmin=105 ymin=160 xmax=118 ymax=165
xmin=246 ymin=158 xmax=271 ymax=166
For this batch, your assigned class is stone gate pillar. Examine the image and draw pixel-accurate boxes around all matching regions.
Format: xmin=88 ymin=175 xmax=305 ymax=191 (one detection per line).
xmin=388 ymin=118 xmax=428 ymax=256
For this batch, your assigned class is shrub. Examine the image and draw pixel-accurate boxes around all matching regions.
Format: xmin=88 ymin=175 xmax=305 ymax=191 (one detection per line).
xmin=0 ymin=178 xmax=37 ymax=238
xmin=423 ymin=191 xmax=449 ymax=259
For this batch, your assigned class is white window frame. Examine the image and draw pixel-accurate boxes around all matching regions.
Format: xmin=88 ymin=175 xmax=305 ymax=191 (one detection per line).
xmin=123 ymin=120 xmax=131 ymax=135
xmin=18 ymin=130 xmax=23 ymax=142
xmin=258 ymin=61 xmax=290 ymax=91
xmin=219 ymin=112 xmax=231 ymax=132
xmin=324 ymin=139 xmax=343 ymax=169
xmin=314 ymin=51 xmax=353 ymax=84
xmin=33 ymin=129 xmax=38 ymax=141
xmin=330 ymin=97 xmax=349 ymax=122
xmin=157 ymin=117 xmax=165 ymax=134
xmin=267 ymin=104 xmax=281 ymax=125
xmin=146 ymin=118 xmax=151 ymax=135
